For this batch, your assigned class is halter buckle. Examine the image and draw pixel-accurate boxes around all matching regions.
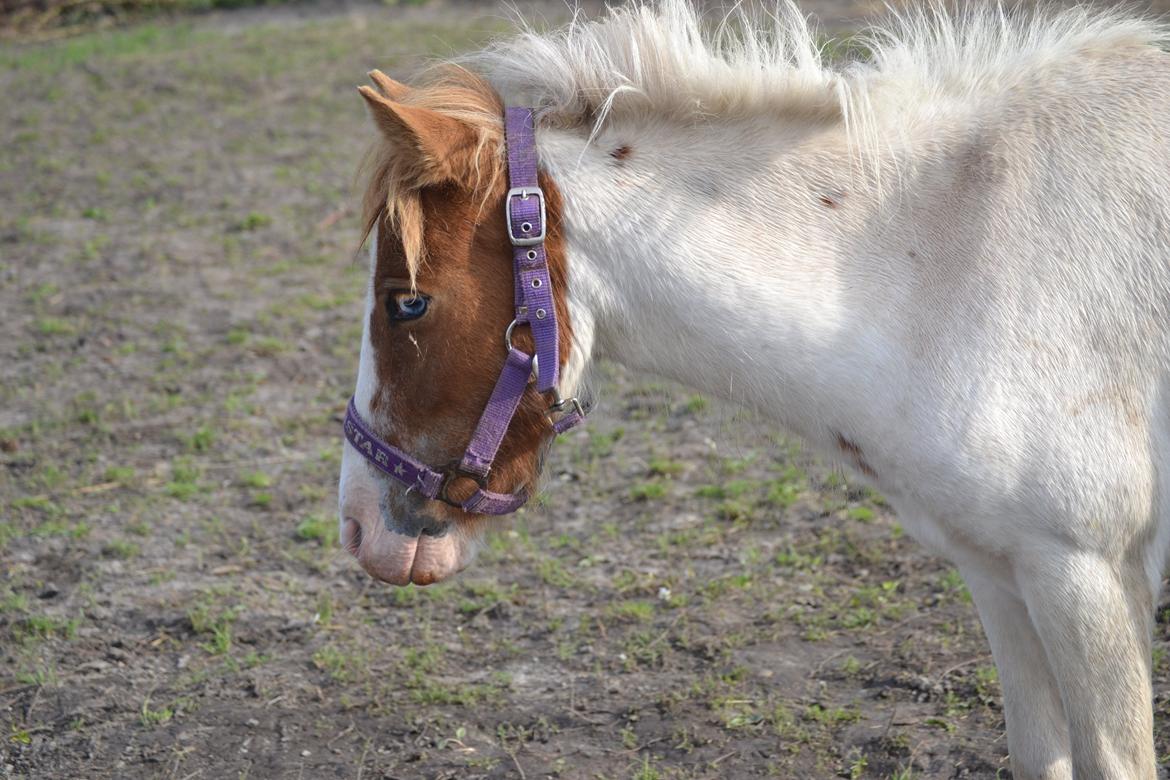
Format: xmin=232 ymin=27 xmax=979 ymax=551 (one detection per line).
xmin=437 ymin=463 xmax=489 ymax=508
xmin=505 ymin=187 xmax=547 ymax=246
xmin=548 ymin=395 xmax=584 ymax=418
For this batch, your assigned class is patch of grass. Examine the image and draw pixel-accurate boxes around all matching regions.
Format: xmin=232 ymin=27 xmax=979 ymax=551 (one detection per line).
xmin=974 ymin=664 xmax=999 ymax=699
xmin=185 ymin=426 xmax=214 ymax=453
xmin=314 ymin=591 xmax=333 ymax=625
xmin=606 ymin=600 xmax=654 ymax=623
xmin=38 ymin=465 xmax=66 ymax=490
xmin=845 ymin=506 xmax=875 ymax=522
xmin=457 ymin=581 xmax=509 ymax=616
xmin=924 ymin=716 xmax=955 ymax=733
xmin=102 ymin=539 xmax=140 ymax=559
xmin=403 ymin=645 xmax=442 ymax=674
xmin=632 ymin=755 xmax=662 ymax=780
xmin=165 ymin=459 xmax=202 ymax=500
xmin=126 ymin=520 xmax=150 ymax=536
xmin=165 ymin=481 xmax=200 ymax=500
xmin=15 ymin=659 xmax=57 ymax=686
xmin=804 ymin=703 xmax=862 ymax=725
xmin=535 ymin=557 xmax=576 ymax=589
xmin=241 ymin=470 xmax=271 ymax=488
xmin=704 ymin=573 xmax=753 ymax=598
xmin=938 ymin=568 xmax=971 ymax=603
xmin=587 ymin=428 xmax=624 ymax=458
xmin=35 ymin=317 xmax=75 ymax=336
xmin=312 ymin=644 xmax=358 ymax=682
xmin=232 ymin=212 xmax=271 ymax=231
xmin=103 ymin=465 xmax=136 ymax=484
xmin=203 ymin=622 xmax=232 ymax=655
xmin=397 ymin=644 xmax=507 ymax=704
xmin=629 ymin=481 xmax=667 ymax=501
xmin=251 ymin=336 xmax=289 ymax=356
xmin=715 ymin=499 xmax=756 ymax=524
xmin=140 ymin=697 xmax=173 ymax=727
xmin=295 ymin=514 xmax=336 ymax=545
xmin=1 ymin=590 xmax=30 ymax=613
xmin=765 ymin=465 xmax=806 ymax=507
xmin=11 ymin=496 xmax=60 ymax=515
xmin=0 ymin=23 xmax=195 ymax=71
xmin=695 ymin=479 xmax=756 ymax=500
xmin=408 ymin=678 xmax=504 ymax=706
xmin=16 ymin=613 xmax=79 ymax=641
xmin=186 ymin=593 xmax=240 ymax=655
xmin=26 ymin=282 xmax=58 ymax=304
xmin=647 ymin=457 xmax=684 ymax=477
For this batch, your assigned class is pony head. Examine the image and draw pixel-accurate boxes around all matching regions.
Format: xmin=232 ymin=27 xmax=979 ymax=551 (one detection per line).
xmin=338 ymin=68 xmax=577 ymax=585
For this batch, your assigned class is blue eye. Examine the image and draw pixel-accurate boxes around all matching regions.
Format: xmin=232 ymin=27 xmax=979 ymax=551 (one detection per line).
xmin=388 ymin=292 xmax=429 ymax=321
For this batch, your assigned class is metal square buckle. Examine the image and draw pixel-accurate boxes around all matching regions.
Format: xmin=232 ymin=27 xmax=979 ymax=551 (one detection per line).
xmin=505 ymin=186 xmax=546 ymax=246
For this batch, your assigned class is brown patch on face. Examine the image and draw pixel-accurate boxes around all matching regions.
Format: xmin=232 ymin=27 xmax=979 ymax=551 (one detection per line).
xmin=610 ymin=144 xmax=632 ymax=162
xmin=367 ymin=166 xmax=573 ymax=522
xmin=834 ymin=431 xmax=877 ymax=479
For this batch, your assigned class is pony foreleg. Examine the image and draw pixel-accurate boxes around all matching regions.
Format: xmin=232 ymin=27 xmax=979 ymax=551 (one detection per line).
xmin=1019 ymin=551 xmax=1156 ymax=779
xmin=961 ymin=568 xmax=1072 ymax=780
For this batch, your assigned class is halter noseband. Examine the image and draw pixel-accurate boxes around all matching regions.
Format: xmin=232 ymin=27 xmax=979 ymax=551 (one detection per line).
xmin=342 ymin=107 xmax=587 ymax=515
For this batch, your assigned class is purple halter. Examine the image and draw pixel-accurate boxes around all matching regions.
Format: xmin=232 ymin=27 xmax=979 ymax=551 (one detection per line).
xmin=342 ymin=107 xmax=587 ymax=515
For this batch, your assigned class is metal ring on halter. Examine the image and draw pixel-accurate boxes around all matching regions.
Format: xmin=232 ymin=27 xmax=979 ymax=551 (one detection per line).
xmin=504 ymin=319 xmax=539 ymax=382
xmin=504 ymin=319 xmax=519 ymax=351
xmin=437 ymin=462 xmax=489 ymax=508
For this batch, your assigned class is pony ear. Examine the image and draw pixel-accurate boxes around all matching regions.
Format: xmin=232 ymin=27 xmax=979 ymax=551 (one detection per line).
xmin=358 ymin=85 xmax=478 ymax=182
xmin=367 ymin=69 xmax=409 ymax=101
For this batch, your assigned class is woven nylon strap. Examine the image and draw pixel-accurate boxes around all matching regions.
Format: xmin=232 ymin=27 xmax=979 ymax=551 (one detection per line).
xmin=344 ymin=399 xmax=529 ymax=515
xmin=505 ymin=107 xmax=559 ymax=394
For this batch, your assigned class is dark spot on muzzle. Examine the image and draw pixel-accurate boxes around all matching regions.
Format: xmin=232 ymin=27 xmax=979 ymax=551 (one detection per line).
xmin=378 ymin=491 xmax=450 ymax=538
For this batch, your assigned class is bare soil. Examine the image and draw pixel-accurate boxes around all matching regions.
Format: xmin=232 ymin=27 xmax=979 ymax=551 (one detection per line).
xmin=1 ymin=2 xmax=1169 ymax=778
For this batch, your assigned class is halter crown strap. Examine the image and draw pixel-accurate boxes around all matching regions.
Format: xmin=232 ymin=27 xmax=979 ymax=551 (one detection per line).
xmin=341 ymin=105 xmax=586 ymax=516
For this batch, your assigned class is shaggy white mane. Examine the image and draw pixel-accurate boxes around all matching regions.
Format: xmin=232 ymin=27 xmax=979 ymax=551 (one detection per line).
xmin=464 ymin=0 xmax=1167 ymax=138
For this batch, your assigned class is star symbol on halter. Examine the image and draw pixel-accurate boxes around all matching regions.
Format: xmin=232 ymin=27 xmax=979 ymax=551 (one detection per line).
xmin=393 ymin=463 xmax=405 ymax=477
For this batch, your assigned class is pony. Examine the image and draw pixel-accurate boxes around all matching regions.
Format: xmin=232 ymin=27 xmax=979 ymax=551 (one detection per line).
xmin=337 ymin=2 xmax=1170 ymax=776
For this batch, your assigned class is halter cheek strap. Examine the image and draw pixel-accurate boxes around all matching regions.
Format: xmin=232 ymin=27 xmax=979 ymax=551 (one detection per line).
xmin=342 ymin=106 xmax=587 ymax=515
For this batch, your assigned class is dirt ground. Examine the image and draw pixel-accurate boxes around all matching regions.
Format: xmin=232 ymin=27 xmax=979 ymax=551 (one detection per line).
xmin=2 ymin=2 xmax=1170 ymax=778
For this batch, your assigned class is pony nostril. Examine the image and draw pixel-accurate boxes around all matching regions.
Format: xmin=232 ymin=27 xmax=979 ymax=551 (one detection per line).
xmin=341 ymin=518 xmax=363 ymax=557
xmin=420 ymin=521 xmax=449 ymax=538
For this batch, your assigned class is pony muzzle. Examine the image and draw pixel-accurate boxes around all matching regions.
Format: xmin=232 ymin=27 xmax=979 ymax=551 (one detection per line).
xmin=339 ymin=447 xmax=480 ymax=586
xmin=340 ymin=502 xmax=476 ymax=586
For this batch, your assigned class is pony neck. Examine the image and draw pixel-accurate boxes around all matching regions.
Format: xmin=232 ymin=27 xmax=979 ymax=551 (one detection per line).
xmin=542 ymin=114 xmax=926 ymax=440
